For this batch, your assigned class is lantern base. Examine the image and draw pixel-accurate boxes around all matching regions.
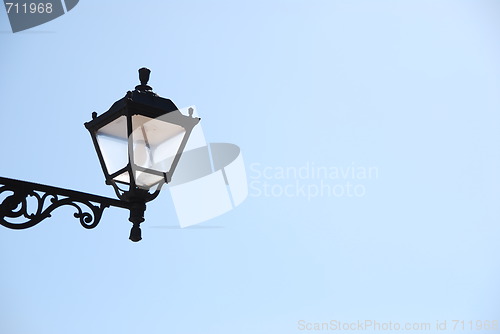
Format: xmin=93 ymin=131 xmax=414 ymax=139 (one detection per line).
xmin=129 ymin=224 xmax=142 ymax=242
xmin=128 ymin=201 xmax=146 ymax=242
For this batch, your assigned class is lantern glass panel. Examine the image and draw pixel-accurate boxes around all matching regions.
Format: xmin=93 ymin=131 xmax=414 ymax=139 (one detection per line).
xmin=96 ymin=116 xmax=129 ymax=184
xmin=131 ymin=115 xmax=186 ymax=188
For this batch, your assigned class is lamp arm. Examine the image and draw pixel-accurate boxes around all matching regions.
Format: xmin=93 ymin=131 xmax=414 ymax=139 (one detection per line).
xmin=0 ymin=176 xmax=130 ymax=230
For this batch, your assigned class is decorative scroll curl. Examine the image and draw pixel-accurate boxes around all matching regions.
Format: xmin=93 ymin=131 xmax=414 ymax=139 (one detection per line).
xmin=0 ymin=186 xmax=106 ymax=229
xmin=0 ymin=177 xmax=130 ymax=231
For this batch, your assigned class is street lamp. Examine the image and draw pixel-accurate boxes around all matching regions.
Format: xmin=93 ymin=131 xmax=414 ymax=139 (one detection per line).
xmin=0 ymin=68 xmax=200 ymax=242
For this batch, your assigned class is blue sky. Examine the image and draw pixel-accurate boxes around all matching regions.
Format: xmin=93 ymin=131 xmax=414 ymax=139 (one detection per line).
xmin=1 ymin=1 xmax=500 ymax=333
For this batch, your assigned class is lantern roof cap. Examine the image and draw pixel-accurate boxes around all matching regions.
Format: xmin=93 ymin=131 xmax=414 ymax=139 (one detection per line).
xmin=85 ymin=68 xmax=180 ymax=130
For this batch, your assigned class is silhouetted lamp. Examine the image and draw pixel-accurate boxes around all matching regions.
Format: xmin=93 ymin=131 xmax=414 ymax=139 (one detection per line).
xmin=84 ymin=68 xmax=200 ymax=241
xmin=0 ymin=68 xmax=199 ymax=242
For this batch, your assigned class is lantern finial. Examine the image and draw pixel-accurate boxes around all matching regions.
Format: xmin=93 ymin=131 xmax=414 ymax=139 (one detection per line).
xmin=135 ymin=67 xmax=153 ymax=91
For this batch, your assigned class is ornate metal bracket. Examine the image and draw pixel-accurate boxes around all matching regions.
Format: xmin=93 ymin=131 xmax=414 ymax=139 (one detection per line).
xmin=0 ymin=177 xmax=130 ymax=230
